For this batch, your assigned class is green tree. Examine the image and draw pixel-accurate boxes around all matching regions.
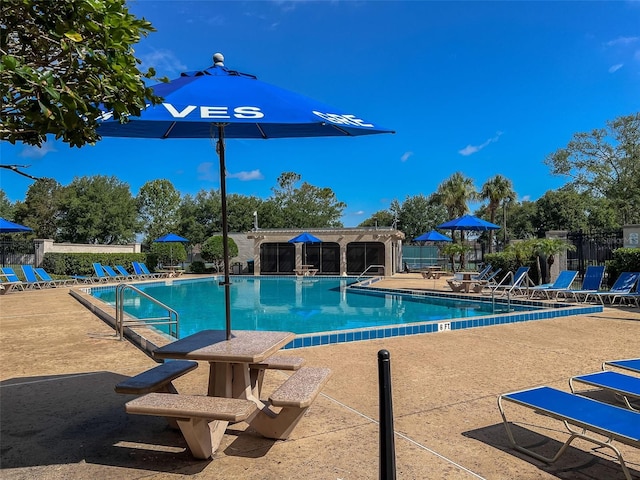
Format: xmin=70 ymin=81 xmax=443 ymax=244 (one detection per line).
xmin=397 ymin=194 xmax=448 ymax=242
xmin=0 ymin=0 xmax=163 ymax=147
xmin=58 ymin=175 xmax=137 ymax=244
xmin=0 ymin=190 xmax=15 ymax=219
xmin=506 ymin=200 xmax=538 ymax=240
xmin=479 ymin=175 xmax=516 ymax=253
xmin=544 ymin=113 xmax=640 ymax=225
xmin=137 ymin=179 xmax=181 ymax=244
xmin=358 ymin=210 xmax=395 ymax=228
xmin=226 ymin=193 xmax=263 ymax=232
xmin=201 ymin=235 xmax=238 ymax=272
xmin=13 ymin=178 xmax=62 ymax=239
xmin=271 ymin=172 xmax=345 ymax=228
xmin=150 ymin=241 xmax=186 ymax=266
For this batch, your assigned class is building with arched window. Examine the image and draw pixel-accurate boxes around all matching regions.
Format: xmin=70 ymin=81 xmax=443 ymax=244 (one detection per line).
xmin=247 ymin=227 xmax=404 ymax=276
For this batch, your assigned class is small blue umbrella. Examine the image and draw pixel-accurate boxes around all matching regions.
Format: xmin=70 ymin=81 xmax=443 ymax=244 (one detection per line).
xmin=437 ymin=214 xmax=500 ymax=231
xmin=413 ymin=230 xmax=452 ymax=242
xmin=288 ymin=232 xmax=322 ymax=244
xmin=0 ymin=218 xmax=32 ymax=233
xmin=289 ymin=233 xmax=322 ymax=266
xmin=98 ymin=53 xmax=393 ymax=340
xmin=154 ymin=233 xmax=189 ymax=243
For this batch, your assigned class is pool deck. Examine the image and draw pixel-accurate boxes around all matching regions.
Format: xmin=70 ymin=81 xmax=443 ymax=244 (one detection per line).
xmin=1 ymin=273 xmax=639 ymax=480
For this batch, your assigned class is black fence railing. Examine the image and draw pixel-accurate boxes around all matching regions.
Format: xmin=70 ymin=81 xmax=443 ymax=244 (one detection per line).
xmin=566 ymin=229 xmax=623 ymax=286
xmin=0 ymin=239 xmax=36 ymax=267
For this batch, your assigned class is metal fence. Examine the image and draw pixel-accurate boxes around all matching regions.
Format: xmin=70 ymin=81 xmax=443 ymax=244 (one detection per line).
xmin=1 ymin=239 xmax=35 ymax=267
xmin=566 ymin=229 xmax=623 ymax=284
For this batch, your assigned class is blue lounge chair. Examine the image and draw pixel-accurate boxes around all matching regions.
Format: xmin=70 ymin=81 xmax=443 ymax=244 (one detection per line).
xmin=557 ymin=265 xmax=606 ymax=302
xmin=34 ymin=267 xmax=78 ymax=287
xmin=0 ymin=267 xmax=25 ymax=293
xmin=498 ymin=385 xmax=640 ymax=480
xmin=102 ymin=265 xmax=128 ymax=282
xmin=21 ymin=265 xmax=50 ymax=289
xmin=473 ymin=264 xmax=493 ymax=281
xmin=609 ymin=276 xmax=640 ymax=307
xmin=603 ymin=358 xmax=640 ymax=375
xmin=492 ymin=266 xmax=531 ymax=296
xmin=115 ymin=265 xmax=140 ymax=281
xmin=570 ymin=370 xmax=640 ymax=411
xmin=528 ymin=270 xmax=578 ymax=299
xmin=92 ymin=263 xmax=110 ymax=283
xmin=132 ymin=261 xmax=162 ymax=279
xmin=582 ymin=271 xmax=640 ymax=304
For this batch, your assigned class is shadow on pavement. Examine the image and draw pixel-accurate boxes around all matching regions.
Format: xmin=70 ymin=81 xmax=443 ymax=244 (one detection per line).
xmin=0 ymin=372 xmax=274 ymax=474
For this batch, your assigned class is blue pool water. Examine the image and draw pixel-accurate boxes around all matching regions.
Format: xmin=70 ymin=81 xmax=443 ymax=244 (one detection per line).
xmin=90 ymin=276 xmax=540 ymax=338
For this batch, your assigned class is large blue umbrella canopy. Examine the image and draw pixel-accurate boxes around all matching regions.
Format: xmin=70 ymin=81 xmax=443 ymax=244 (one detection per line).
xmin=413 ymin=230 xmax=452 ymax=242
xmin=98 ymin=54 xmax=393 ymax=339
xmin=0 ymin=218 xmax=32 ymax=233
xmin=437 ymin=214 xmax=500 ymax=231
xmin=154 ymin=233 xmax=189 ymax=243
xmin=288 ymin=232 xmax=322 ymax=244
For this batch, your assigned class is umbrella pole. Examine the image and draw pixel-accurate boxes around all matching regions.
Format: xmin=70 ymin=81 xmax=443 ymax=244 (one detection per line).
xmin=216 ymin=124 xmax=233 ymax=340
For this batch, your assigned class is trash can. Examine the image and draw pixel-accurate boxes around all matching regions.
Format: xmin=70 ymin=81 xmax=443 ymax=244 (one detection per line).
xmin=247 ymin=260 xmax=254 ymax=274
xmin=232 ymin=263 xmax=241 ymax=275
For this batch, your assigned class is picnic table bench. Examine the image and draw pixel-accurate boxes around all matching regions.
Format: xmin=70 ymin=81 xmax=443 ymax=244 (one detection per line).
xmin=126 ymin=393 xmax=257 ymax=459
xmin=251 ymin=366 xmax=332 ymax=440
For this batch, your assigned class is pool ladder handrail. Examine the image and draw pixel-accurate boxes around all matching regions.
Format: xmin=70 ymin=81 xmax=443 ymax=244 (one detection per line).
xmin=356 ymin=264 xmax=386 ymax=283
xmin=115 ymin=283 xmax=179 ymax=340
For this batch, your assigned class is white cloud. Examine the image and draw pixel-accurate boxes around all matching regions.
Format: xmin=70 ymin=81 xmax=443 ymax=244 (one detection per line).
xmin=521 ymin=195 xmax=531 ymax=202
xmin=139 ymin=49 xmax=188 ymax=77
xmin=20 ymin=142 xmax=56 ymax=159
xmin=605 ymin=36 xmax=639 ymax=47
xmin=197 ymin=162 xmax=217 ymax=181
xmin=353 ymin=210 xmax=365 ymax=216
xmin=228 ymin=169 xmax=264 ymax=181
xmin=609 ymin=63 xmax=624 ymax=73
xmin=458 ymin=131 xmax=503 ymax=156
xmin=400 ymin=151 xmax=413 ymax=162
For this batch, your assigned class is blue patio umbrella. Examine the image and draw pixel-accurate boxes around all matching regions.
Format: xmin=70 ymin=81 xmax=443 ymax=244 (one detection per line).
xmin=153 ymin=233 xmax=189 ymax=266
xmin=0 ymin=218 xmax=32 ymax=233
xmin=289 ymin=233 xmax=322 ymax=266
xmin=413 ymin=230 xmax=452 ymax=242
xmin=437 ymin=214 xmax=500 ymax=231
xmin=98 ymin=53 xmax=394 ymax=339
xmin=288 ymin=232 xmax=322 ymax=244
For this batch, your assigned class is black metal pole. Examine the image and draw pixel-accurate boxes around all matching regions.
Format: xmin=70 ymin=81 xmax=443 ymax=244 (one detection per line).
xmin=216 ymin=124 xmax=232 ymax=340
xmin=378 ymin=349 xmax=396 ymax=480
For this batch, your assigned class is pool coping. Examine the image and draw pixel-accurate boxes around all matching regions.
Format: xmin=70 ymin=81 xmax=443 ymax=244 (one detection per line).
xmin=69 ymin=275 xmax=604 ymax=354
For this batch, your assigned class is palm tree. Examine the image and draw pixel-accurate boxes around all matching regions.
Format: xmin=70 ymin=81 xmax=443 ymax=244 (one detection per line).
xmin=432 ymin=172 xmax=478 ymax=268
xmin=531 ymin=238 xmax=576 ymax=284
xmin=480 ymin=175 xmax=516 ymax=253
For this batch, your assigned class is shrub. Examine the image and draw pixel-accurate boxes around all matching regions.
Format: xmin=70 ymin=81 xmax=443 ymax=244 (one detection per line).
xmin=189 ymin=261 xmax=206 ymax=274
xmin=606 ymin=248 xmax=640 ymax=287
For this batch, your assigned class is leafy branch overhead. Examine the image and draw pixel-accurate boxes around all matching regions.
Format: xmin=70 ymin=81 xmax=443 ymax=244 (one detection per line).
xmin=0 ymin=0 xmax=164 ymax=148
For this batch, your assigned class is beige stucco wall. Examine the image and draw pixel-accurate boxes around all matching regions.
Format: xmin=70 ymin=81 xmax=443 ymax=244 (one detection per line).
xmin=34 ymin=239 xmax=141 ymax=266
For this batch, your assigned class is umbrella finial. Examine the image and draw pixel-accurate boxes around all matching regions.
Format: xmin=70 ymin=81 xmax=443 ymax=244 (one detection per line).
xmin=213 ymin=53 xmax=224 ymax=66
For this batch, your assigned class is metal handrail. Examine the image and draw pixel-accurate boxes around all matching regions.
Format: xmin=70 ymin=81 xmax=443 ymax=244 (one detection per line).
xmin=356 ymin=264 xmax=386 ymax=282
xmin=115 ymin=283 xmax=179 ymax=340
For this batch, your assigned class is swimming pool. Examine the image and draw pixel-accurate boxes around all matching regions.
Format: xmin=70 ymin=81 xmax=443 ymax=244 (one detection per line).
xmin=86 ymin=276 xmax=602 ymax=348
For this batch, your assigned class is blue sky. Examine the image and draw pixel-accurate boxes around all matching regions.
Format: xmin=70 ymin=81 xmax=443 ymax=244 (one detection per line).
xmin=2 ymin=1 xmax=639 ymax=227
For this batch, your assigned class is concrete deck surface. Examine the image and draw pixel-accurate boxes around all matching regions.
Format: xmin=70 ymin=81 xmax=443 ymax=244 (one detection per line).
xmin=1 ymin=274 xmax=639 ymax=480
